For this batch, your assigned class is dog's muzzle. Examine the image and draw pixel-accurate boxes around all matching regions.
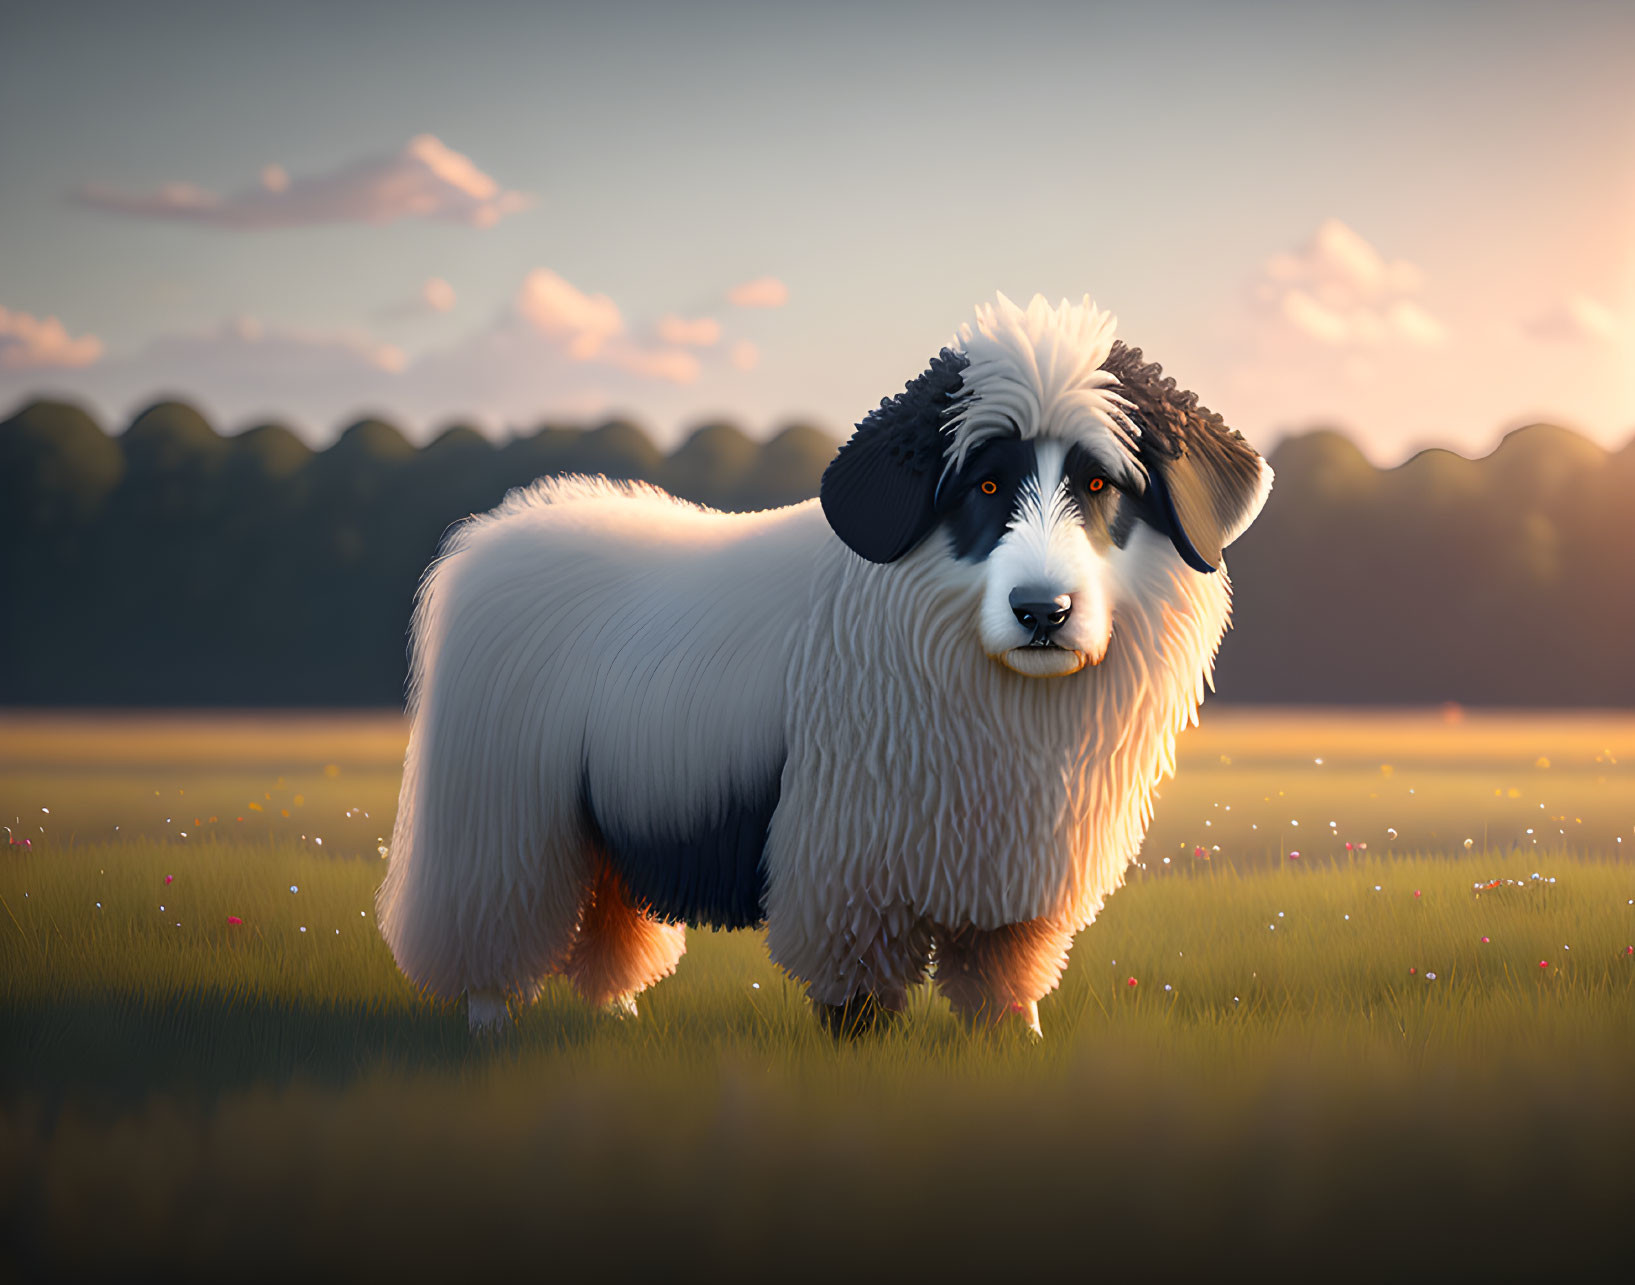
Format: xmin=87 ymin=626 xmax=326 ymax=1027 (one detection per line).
xmin=998 ymin=645 xmax=1090 ymax=678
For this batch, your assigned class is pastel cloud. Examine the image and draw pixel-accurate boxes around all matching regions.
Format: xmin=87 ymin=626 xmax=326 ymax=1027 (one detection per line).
xmin=511 ymin=269 xmax=697 ymax=384
xmin=656 ymin=314 xmax=721 ymax=347
xmin=422 ymin=278 xmax=457 ymax=314
xmin=143 ymin=317 xmax=407 ymax=376
xmin=1257 ymin=219 xmax=1445 ymax=348
xmin=73 ymin=135 xmax=531 ymax=230
xmin=378 ymin=277 xmax=458 ymax=321
xmin=1523 ymin=294 xmax=1622 ymax=344
xmin=405 ymin=270 xmax=721 ymax=428
xmin=1279 ymin=289 xmax=1351 ymax=345
xmin=1218 ymin=219 xmax=1481 ymax=460
xmin=0 ymin=304 xmax=103 ymax=370
xmin=513 ymin=270 xmax=623 ymax=359
xmin=0 ymin=269 xmax=777 ymax=440
xmin=604 ymin=343 xmax=700 ymax=383
xmin=0 ymin=314 xmax=414 ymax=437
xmin=1385 ymin=300 xmax=1446 ymax=347
xmin=727 ymin=276 xmax=789 ymax=309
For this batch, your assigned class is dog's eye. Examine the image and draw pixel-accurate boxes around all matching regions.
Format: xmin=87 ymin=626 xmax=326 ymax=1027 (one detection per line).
xmin=980 ymin=479 xmax=998 ymax=496
xmin=1089 ymin=477 xmax=1105 ymax=492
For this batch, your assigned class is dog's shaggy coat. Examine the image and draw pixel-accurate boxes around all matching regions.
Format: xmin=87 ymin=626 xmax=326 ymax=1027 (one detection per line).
xmin=378 ymin=294 xmax=1273 ymax=1036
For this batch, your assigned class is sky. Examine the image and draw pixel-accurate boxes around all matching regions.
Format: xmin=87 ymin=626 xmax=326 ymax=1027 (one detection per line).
xmin=2 ymin=0 xmax=1632 ymax=460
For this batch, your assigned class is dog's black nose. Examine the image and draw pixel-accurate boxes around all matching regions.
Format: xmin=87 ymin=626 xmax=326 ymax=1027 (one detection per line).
xmin=1010 ymin=590 xmax=1072 ymax=639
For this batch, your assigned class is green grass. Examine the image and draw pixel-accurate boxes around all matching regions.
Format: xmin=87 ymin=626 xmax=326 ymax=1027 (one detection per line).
xmin=3 ymin=713 xmax=1635 ymax=1280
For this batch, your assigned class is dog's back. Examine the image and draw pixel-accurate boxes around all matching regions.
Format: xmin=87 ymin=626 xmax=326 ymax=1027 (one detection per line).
xmin=379 ymin=477 xmax=824 ymax=1001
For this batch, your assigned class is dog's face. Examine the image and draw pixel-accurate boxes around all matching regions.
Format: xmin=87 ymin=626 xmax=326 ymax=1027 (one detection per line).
xmin=939 ymin=434 xmax=1122 ymax=677
xmin=821 ymin=294 xmax=1274 ymax=679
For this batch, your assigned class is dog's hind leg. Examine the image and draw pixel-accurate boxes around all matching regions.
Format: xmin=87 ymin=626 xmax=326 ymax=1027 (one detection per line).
xmin=558 ymin=850 xmax=687 ymax=1016
xmin=934 ymin=917 xmax=1075 ymax=1039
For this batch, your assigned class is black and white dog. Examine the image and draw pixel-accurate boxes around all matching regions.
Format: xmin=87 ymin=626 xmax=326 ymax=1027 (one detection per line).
xmin=377 ymin=293 xmax=1272 ymax=1036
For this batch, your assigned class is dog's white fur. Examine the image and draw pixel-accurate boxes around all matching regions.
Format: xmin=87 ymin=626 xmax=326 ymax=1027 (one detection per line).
xmin=378 ymin=481 xmax=810 ymax=1008
xmin=764 ymin=517 xmax=1226 ymax=1007
xmin=377 ymin=293 xmax=1264 ymax=1035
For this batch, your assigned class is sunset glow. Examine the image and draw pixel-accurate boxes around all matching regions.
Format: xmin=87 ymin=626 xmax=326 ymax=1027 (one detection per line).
xmin=1 ymin=0 xmax=1631 ymax=460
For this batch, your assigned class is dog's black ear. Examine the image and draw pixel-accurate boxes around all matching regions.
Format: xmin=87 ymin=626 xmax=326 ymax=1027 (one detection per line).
xmin=820 ymin=347 xmax=968 ymax=564
xmin=1106 ymin=342 xmax=1273 ymax=573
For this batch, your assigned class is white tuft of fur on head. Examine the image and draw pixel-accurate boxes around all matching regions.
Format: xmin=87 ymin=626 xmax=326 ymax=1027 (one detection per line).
xmin=945 ymin=293 xmax=1141 ymax=487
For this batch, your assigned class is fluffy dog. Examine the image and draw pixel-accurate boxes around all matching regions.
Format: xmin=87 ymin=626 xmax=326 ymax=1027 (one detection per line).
xmin=377 ymin=293 xmax=1272 ymax=1037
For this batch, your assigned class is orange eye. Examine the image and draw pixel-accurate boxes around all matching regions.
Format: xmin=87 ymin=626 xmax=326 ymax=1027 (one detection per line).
xmin=980 ymin=479 xmax=998 ymax=495
xmin=1089 ymin=477 xmax=1105 ymax=492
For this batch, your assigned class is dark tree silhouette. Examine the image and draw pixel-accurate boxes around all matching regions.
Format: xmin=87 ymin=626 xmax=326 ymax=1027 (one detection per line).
xmin=1 ymin=397 xmax=1631 ymax=707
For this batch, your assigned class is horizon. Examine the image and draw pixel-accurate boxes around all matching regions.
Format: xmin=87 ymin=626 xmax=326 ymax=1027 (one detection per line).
xmin=3 ymin=0 xmax=1632 ymax=465
xmin=11 ymin=388 xmax=1635 ymax=472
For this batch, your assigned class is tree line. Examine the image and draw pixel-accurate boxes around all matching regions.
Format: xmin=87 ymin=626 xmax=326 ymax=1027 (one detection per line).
xmin=1214 ymin=422 xmax=1635 ymax=706
xmin=2 ymin=398 xmax=1632 ymax=706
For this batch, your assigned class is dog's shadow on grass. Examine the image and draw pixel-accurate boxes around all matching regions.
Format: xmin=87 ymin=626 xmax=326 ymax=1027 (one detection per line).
xmin=0 ymin=987 xmax=661 ymax=1112
xmin=2 ymin=977 xmax=1024 ymax=1114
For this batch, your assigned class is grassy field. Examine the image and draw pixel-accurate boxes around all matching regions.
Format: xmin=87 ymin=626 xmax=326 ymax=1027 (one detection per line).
xmin=3 ymin=710 xmax=1634 ymax=1280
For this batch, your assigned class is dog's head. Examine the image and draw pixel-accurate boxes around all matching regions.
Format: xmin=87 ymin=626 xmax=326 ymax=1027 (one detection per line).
xmin=821 ymin=294 xmax=1273 ymax=678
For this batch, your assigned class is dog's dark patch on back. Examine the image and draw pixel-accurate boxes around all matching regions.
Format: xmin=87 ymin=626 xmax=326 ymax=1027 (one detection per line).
xmin=584 ymin=765 xmax=781 ymax=929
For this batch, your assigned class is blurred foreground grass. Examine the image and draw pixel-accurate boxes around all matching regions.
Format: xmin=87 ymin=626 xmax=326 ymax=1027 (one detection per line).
xmin=2 ymin=713 xmax=1633 ymax=1279
xmin=3 ymin=838 xmax=1633 ymax=1280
